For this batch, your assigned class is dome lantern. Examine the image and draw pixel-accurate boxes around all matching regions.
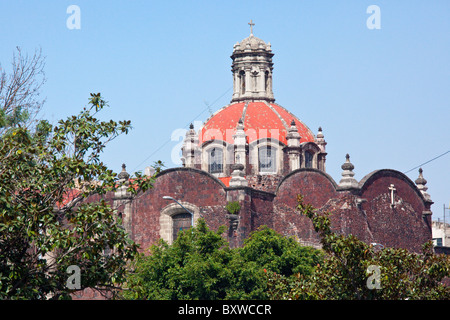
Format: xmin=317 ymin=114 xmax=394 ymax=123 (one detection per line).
xmin=231 ymin=21 xmax=275 ymax=103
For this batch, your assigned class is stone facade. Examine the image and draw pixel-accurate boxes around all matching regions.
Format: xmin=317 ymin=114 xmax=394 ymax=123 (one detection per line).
xmin=113 ymin=163 xmax=432 ymax=253
xmin=111 ymin=30 xmax=434 ymax=254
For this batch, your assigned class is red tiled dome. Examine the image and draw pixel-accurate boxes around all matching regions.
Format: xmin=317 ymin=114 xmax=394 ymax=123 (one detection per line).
xmin=200 ymin=101 xmax=315 ymax=145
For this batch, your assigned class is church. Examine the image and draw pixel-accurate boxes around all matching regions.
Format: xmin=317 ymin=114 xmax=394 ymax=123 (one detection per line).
xmin=112 ymin=25 xmax=434 ymax=254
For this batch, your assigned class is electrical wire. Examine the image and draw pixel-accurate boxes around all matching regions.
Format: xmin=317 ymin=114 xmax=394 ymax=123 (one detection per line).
xmin=130 ymin=86 xmax=233 ymax=173
xmin=404 ymin=150 xmax=450 ymax=174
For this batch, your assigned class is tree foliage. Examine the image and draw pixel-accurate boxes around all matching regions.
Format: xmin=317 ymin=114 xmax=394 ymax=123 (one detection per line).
xmin=240 ymin=226 xmax=323 ymax=278
xmin=266 ymin=194 xmax=450 ymax=300
xmin=122 ymin=219 xmax=323 ymax=300
xmin=0 ymin=93 xmax=146 ymax=299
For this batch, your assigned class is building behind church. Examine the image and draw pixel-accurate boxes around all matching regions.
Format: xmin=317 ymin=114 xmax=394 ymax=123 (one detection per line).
xmin=432 ymin=219 xmax=450 ymax=254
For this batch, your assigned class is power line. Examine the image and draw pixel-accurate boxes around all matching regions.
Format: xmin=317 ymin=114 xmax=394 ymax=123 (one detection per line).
xmin=130 ymin=86 xmax=233 ymax=173
xmin=404 ymin=150 xmax=450 ymax=174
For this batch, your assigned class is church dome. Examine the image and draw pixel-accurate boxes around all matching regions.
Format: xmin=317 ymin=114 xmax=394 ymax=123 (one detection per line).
xmin=234 ymin=34 xmax=270 ymax=51
xmin=181 ymin=24 xmax=326 ymax=181
xmin=200 ymin=101 xmax=315 ymax=146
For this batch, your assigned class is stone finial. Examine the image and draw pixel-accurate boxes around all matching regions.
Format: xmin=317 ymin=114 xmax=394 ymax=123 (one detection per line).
xmin=338 ymin=154 xmax=358 ymax=189
xmin=285 ymin=119 xmax=301 ymax=171
xmin=233 ymin=119 xmax=247 ymax=168
xmin=234 ymin=117 xmax=246 ymax=138
xmin=229 ymin=163 xmax=248 ymax=187
xmin=118 ymin=163 xmax=130 ymax=180
xmin=181 ymin=123 xmax=200 ymax=168
xmin=415 ymin=168 xmax=427 ymax=185
xmin=341 ymin=154 xmax=354 ymax=171
xmin=316 ymin=126 xmax=327 ymax=152
xmin=317 ymin=127 xmax=324 ymax=139
xmin=317 ymin=127 xmax=324 ymax=142
xmin=415 ymin=168 xmax=431 ymax=201
xmin=286 ymin=119 xmax=300 ymax=145
xmin=237 ymin=117 xmax=244 ymax=129
xmin=231 ymin=163 xmax=244 ymax=172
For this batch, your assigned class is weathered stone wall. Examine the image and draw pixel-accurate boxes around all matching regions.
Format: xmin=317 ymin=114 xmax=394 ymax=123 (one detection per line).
xmin=267 ymin=168 xmax=431 ymax=252
xmin=124 ymin=167 xmax=432 ymax=254
xmin=272 ymin=169 xmax=338 ymax=245
xmin=358 ymin=170 xmax=432 ymax=252
xmin=247 ymin=174 xmax=282 ymax=193
xmin=129 ymin=167 xmax=228 ymax=252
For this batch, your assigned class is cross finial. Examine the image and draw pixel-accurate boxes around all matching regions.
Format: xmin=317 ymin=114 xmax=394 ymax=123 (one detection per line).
xmin=248 ymin=19 xmax=255 ymax=35
xmin=388 ymin=184 xmax=396 ymax=207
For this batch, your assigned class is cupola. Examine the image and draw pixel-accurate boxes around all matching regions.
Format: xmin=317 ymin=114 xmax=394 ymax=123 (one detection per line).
xmin=231 ymin=20 xmax=274 ymax=103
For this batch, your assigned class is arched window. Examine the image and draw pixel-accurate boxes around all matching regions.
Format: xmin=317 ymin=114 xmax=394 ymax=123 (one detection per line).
xmin=172 ymin=212 xmax=192 ymax=242
xmin=259 ymin=146 xmax=276 ymax=173
xmin=160 ymin=202 xmax=198 ymax=245
xmin=240 ymin=70 xmax=246 ymax=94
xmin=208 ymin=147 xmax=223 ymax=174
xmin=265 ymin=70 xmax=269 ymax=92
xmin=305 ymin=151 xmax=314 ymax=168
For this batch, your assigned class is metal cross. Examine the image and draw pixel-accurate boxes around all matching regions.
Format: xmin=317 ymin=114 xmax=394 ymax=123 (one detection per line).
xmin=388 ymin=184 xmax=396 ymax=207
xmin=248 ymin=19 xmax=255 ymax=35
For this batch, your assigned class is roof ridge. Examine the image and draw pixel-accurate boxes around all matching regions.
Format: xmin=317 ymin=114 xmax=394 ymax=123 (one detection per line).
xmin=241 ymin=101 xmax=250 ymax=123
xmin=262 ymin=101 xmax=289 ymax=131
xmin=270 ymin=102 xmax=316 ymax=141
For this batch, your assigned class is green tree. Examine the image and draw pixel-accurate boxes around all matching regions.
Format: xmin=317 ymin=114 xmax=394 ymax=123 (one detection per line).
xmin=123 ymin=219 xmax=323 ymax=300
xmin=266 ymin=194 xmax=450 ymax=300
xmin=122 ymin=219 xmax=265 ymax=300
xmin=0 ymin=93 xmax=151 ymax=299
xmin=239 ymin=225 xmax=323 ymax=277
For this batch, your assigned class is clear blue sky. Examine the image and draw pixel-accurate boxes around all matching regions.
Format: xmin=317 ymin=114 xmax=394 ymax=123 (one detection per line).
xmin=1 ymin=0 xmax=449 ymax=220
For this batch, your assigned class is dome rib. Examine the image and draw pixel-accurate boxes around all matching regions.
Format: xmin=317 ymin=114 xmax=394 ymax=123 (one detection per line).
xmin=200 ymin=102 xmax=315 ymax=146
